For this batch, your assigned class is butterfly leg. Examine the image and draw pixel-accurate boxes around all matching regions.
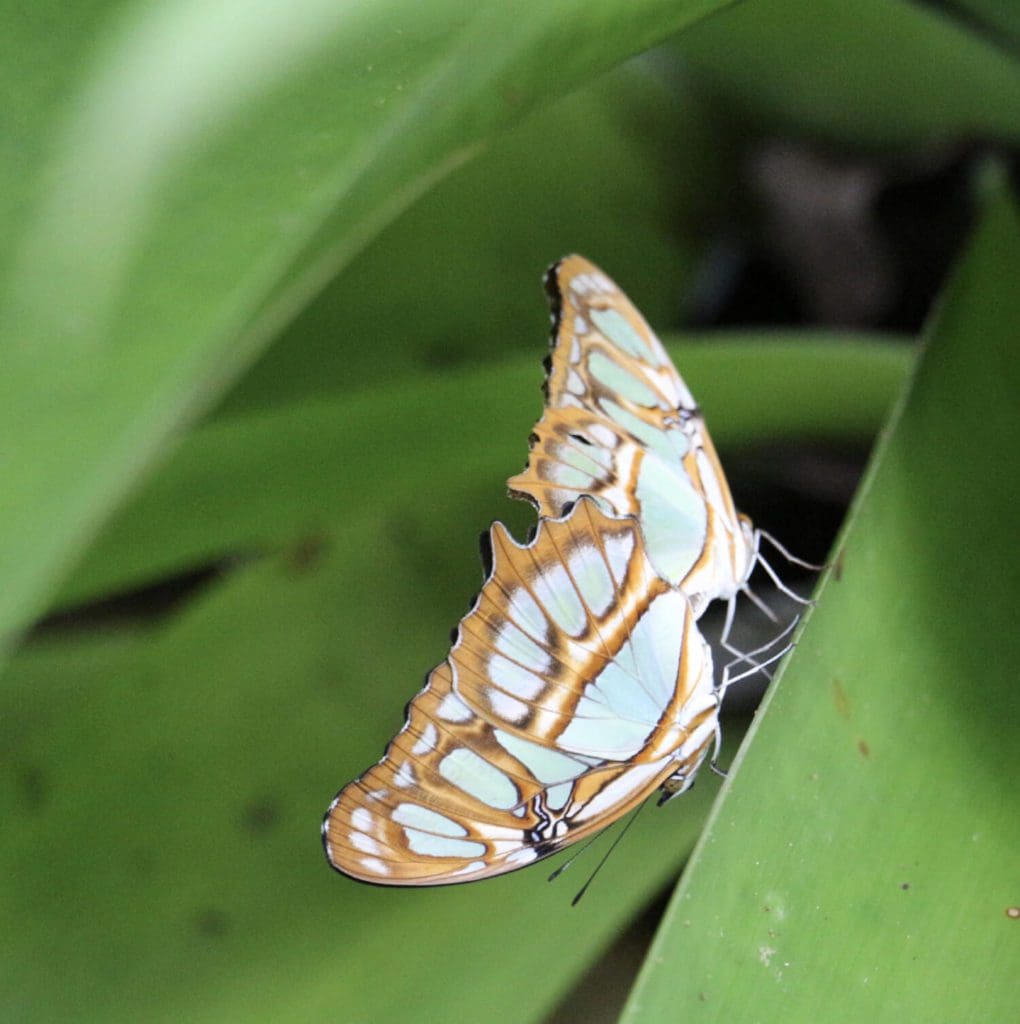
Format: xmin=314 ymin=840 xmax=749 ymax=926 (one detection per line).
xmin=757 ymin=528 xmax=826 ymax=571
xmin=755 ymin=552 xmax=815 ymax=607
xmin=719 ymin=605 xmax=799 ymax=679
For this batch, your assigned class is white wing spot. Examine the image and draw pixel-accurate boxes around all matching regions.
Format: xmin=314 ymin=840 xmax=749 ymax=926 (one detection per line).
xmin=530 ymin=562 xmax=587 ymax=636
xmin=545 ymin=782 xmax=573 ymax=811
xmin=488 ymin=689 xmax=530 ymax=724
xmin=506 ymin=587 xmax=548 ymax=638
xmin=587 ymin=422 xmax=616 ymax=448
xmin=494 ymin=728 xmax=588 ymax=784
xmin=411 ymin=721 xmax=438 ymax=755
xmin=489 ymin=654 xmax=546 ymax=700
xmin=351 ymin=807 xmax=373 ymax=832
xmin=505 ymin=848 xmax=538 ymax=866
xmin=393 ymin=761 xmax=416 ymax=788
xmin=602 ymin=531 xmax=636 ymax=584
xmin=393 ymin=802 xmax=468 ymax=837
xmin=569 ymin=542 xmax=615 ymax=617
xmin=436 ymin=692 xmax=473 ymax=722
xmin=439 ymin=748 xmax=520 ymax=809
xmin=451 ymin=860 xmax=488 ymax=876
xmin=350 ymin=832 xmax=381 ymax=855
xmin=494 ymin=622 xmax=552 ymax=675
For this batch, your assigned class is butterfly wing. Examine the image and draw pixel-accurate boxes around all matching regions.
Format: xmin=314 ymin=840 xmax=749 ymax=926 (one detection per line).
xmin=507 ymin=255 xmax=756 ymax=612
xmin=322 ymin=498 xmax=718 ymax=886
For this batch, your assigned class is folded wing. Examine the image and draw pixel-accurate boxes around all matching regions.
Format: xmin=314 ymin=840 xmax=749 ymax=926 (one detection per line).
xmin=507 ymin=255 xmax=756 ymax=610
xmin=322 ymin=498 xmax=717 ymax=886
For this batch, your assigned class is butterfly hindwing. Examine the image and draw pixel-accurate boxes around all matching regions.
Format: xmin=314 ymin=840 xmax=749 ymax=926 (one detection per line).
xmin=507 ymin=255 xmax=756 ymax=611
xmin=322 ymin=498 xmax=718 ymax=886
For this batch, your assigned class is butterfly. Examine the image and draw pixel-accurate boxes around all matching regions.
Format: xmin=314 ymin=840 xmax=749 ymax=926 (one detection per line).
xmin=323 ymin=256 xmax=797 ymax=886
xmin=322 ymin=498 xmax=718 ymax=885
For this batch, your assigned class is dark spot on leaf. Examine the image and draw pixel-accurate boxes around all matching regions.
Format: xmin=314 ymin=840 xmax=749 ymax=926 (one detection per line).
xmin=833 ymin=547 xmax=845 ymax=581
xmin=858 ymin=739 xmax=870 ymax=758
xmin=286 ymin=533 xmax=329 ymax=572
xmin=194 ymin=908 xmax=230 ymax=938
xmin=900 ymin=882 xmax=910 ymax=891
xmin=241 ymin=798 xmax=281 ymax=836
xmin=15 ymin=765 xmax=47 ymax=812
xmin=832 ymin=678 xmax=851 ymax=719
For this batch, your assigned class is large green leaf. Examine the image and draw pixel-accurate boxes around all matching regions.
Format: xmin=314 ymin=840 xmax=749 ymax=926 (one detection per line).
xmin=214 ymin=62 xmax=717 ymax=416
xmin=676 ymin=0 xmax=1020 ymax=146
xmin=57 ymin=336 xmax=911 ymax=611
xmin=0 ymin=0 xmax=733 ymax=653
xmin=621 ymin=194 xmax=1020 ymax=1020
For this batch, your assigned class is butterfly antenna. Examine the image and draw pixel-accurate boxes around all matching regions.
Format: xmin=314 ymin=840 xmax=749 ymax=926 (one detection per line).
xmin=570 ymin=801 xmax=648 ymax=907
xmin=757 ymin=528 xmax=826 ymax=571
xmin=547 ymin=830 xmax=607 ymax=883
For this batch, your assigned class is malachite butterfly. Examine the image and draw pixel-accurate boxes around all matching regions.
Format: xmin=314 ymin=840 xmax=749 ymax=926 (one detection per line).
xmin=323 ymin=498 xmax=717 ymax=885
xmin=323 ymin=256 xmax=787 ymax=886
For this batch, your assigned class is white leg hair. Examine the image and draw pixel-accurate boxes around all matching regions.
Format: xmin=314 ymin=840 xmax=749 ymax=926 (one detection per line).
xmin=757 ymin=528 xmax=826 ymax=571
xmin=717 ymin=640 xmax=795 ymax=700
xmin=719 ymin=592 xmax=739 ymax=647
xmin=709 ymin=637 xmax=796 ymax=773
xmin=743 ymin=583 xmax=782 ymax=620
xmin=756 ymin=552 xmax=815 ymax=606
xmin=721 ymin=614 xmax=800 ymax=677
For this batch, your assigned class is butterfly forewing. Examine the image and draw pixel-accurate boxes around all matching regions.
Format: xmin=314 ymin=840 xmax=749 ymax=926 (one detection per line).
xmin=507 ymin=255 xmax=756 ymax=611
xmin=322 ymin=498 xmax=718 ymax=886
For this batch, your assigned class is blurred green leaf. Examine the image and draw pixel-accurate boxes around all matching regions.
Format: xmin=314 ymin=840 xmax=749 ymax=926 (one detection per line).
xmin=216 ymin=63 xmax=721 ymax=415
xmin=57 ymin=335 xmax=912 ymax=611
xmin=0 ymin=0 xmax=733 ymax=653
xmin=622 ymin=194 xmax=1020 ymax=1020
xmin=946 ymin=0 xmax=1020 ymax=55
xmin=676 ymin=0 xmax=1020 ymax=146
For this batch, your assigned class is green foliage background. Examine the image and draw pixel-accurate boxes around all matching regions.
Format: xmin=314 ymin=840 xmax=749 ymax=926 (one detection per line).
xmin=1 ymin=2 xmax=1017 ymax=1021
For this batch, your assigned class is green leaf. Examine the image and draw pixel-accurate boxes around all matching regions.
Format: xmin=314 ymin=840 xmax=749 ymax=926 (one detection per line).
xmin=945 ymin=1 xmax=1020 ymax=56
xmin=56 ymin=335 xmax=912 ymax=612
xmin=621 ymin=194 xmax=1020 ymax=1020
xmin=215 ymin=62 xmax=718 ymax=416
xmin=0 ymin=0 xmax=734 ymax=653
xmin=676 ymin=0 xmax=1020 ymax=146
